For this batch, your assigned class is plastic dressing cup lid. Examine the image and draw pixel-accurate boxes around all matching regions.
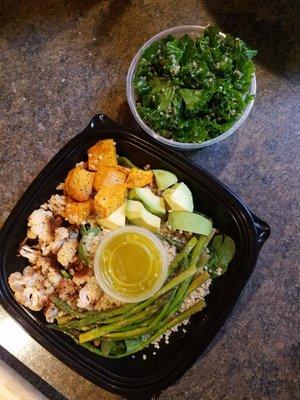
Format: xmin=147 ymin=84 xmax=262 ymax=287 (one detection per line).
xmin=94 ymin=226 xmax=168 ymax=303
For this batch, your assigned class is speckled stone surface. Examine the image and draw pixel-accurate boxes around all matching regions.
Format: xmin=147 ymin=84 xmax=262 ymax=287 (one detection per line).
xmin=0 ymin=1 xmax=299 ymax=399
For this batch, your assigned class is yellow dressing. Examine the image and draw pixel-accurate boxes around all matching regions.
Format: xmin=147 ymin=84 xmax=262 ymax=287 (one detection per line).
xmin=99 ymin=231 xmax=163 ymax=299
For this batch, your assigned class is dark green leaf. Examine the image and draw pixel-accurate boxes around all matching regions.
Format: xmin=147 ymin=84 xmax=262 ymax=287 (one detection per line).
xmin=61 ymin=270 xmax=71 ymax=279
xmin=117 ymin=156 xmax=136 ymax=168
xmin=208 ymin=235 xmax=235 ymax=277
xmin=180 ymin=88 xmax=213 ymax=116
xmin=125 ymin=337 xmax=143 ymax=352
xmin=101 ymin=340 xmax=126 ymax=356
xmin=133 ymin=25 xmax=257 ymax=142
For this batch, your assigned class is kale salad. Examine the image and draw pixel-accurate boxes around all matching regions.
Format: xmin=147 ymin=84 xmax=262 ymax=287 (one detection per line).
xmin=133 ymin=25 xmax=257 ymax=143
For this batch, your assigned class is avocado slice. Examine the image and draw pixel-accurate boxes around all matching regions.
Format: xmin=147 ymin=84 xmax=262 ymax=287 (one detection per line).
xmin=126 ymin=200 xmax=161 ymax=233
xmin=129 ymin=188 xmax=165 ymax=216
xmin=153 ymin=169 xmax=178 ymax=190
xmin=168 ymin=211 xmax=212 ymax=235
xmin=163 ymin=182 xmax=193 ymax=212
xmin=97 ymin=202 xmax=126 ymax=229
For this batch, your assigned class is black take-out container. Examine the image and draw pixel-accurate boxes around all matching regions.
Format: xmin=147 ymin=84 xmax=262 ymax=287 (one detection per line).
xmin=0 ymin=114 xmax=270 ymax=399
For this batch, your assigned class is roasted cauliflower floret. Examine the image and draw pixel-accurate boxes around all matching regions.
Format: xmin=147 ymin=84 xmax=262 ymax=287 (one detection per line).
xmin=87 ymin=139 xmax=117 ymax=171
xmin=94 ymin=183 xmax=127 ymax=218
xmin=19 ymin=245 xmax=39 ymax=264
xmin=41 ymin=226 xmax=70 ymax=256
xmin=44 ymin=302 xmax=59 ymax=323
xmin=57 ymin=238 xmax=78 ymax=267
xmin=46 ymin=194 xmax=66 ymax=217
xmin=94 ymin=293 xmax=122 ymax=311
xmin=8 ymin=272 xmax=25 ymax=292
xmin=8 ymin=268 xmax=48 ymax=312
xmin=51 ymin=227 xmax=70 ymax=254
xmin=72 ymin=266 xmax=93 ymax=286
xmin=47 ymin=267 xmax=62 ymax=287
xmin=64 ymin=165 xmax=95 ymax=202
xmin=27 ymin=209 xmax=55 ymax=243
xmin=56 ymin=278 xmax=79 ymax=303
xmin=14 ymin=287 xmax=45 ymax=311
xmin=77 ymin=277 xmax=102 ymax=310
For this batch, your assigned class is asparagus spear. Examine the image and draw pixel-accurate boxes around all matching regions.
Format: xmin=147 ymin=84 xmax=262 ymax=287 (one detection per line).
xmin=79 ymin=263 xmax=199 ymax=343
xmin=52 ymin=234 xmax=214 ymax=351
xmin=52 ymin=297 xmax=80 ymax=318
xmin=80 ymin=299 xmax=206 ymax=358
xmin=167 ymin=236 xmax=198 ymax=276
xmin=87 ymin=237 xmax=209 ymax=342
xmin=186 ymin=271 xmax=210 ymax=297
xmin=79 ymin=299 xmax=165 ymax=343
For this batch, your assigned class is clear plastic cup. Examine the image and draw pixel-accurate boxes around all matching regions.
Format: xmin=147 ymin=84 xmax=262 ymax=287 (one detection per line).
xmin=93 ymin=226 xmax=168 ymax=303
xmin=126 ymin=25 xmax=256 ymax=150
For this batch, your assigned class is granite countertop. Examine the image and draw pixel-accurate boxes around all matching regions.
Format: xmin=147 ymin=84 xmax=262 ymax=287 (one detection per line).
xmin=0 ymin=1 xmax=299 ymax=399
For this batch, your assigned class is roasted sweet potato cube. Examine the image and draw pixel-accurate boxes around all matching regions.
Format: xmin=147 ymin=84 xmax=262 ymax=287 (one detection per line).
xmin=88 ymin=139 xmax=117 ymax=171
xmin=126 ymin=168 xmax=153 ymax=188
xmin=65 ymin=198 xmax=93 ymax=225
xmin=93 ymin=166 xmax=127 ymax=191
xmin=94 ymin=183 xmax=127 ymax=218
xmin=64 ymin=165 xmax=95 ymax=201
xmin=117 ymin=165 xmax=131 ymax=176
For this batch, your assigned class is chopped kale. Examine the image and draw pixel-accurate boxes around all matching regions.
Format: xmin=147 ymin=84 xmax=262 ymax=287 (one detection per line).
xmin=133 ymin=25 xmax=257 ymax=143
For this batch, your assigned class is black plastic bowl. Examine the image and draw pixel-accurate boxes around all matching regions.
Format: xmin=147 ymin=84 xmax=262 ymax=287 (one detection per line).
xmin=0 ymin=114 xmax=270 ymax=400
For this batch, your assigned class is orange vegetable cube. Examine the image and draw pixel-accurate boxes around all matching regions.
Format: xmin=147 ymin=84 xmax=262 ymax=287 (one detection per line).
xmin=93 ymin=166 xmax=127 ymax=191
xmin=94 ymin=184 xmax=127 ymax=218
xmin=64 ymin=166 xmax=95 ymax=201
xmin=117 ymin=165 xmax=131 ymax=176
xmin=65 ymin=198 xmax=93 ymax=225
xmin=88 ymin=139 xmax=117 ymax=171
xmin=126 ymin=168 xmax=153 ymax=188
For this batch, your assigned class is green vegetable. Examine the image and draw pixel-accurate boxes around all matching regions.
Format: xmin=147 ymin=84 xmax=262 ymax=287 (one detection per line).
xmin=167 ymin=211 xmax=212 ymax=235
xmin=59 ymin=303 xmax=138 ymax=329
xmin=186 ymin=270 xmax=210 ymax=297
xmin=79 ymin=299 xmax=164 ymax=343
xmin=164 ymin=235 xmax=208 ymax=321
xmin=52 ymin=297 xmax=79 ymax=318
xmin=207 ymin=235 xmax=235 ymax=277
xmin=153 ymin=169 xmax=178 ymax=190
xmin=78 ymin=226 xmax=100 ymax=266
xmin=117 ymin=156 xmax=137 ymax=168
xmin=101 ymin=340 xmax=126 ymax=356
xmin=48 ymin=229 xmax=236 ymax=359
xmin=79 ymin=299 xmax=206 ymax=358
xmin=125 ymin=337 xmax=143 ymax=352
xmin=157 ymin=264 xmax=198 ymax=297
xmin=168 ymin=236 xmax=198 ymax=276
xmin=133 ymin=25 xmax=257 ymax=143
xmin=157 ymin=234 xmax=184 ymax=250
xmin=60 ymin=270 xmax=71 ymax=279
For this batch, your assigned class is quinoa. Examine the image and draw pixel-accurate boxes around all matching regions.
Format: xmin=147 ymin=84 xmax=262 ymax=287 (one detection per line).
xmin=151 ymin=278 xmax=212 ymax=349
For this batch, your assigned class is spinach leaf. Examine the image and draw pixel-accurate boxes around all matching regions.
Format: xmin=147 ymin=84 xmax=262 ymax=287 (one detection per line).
xmin=207 ymin=235 xmax=235 ymax=277
xmin=125 ymin=337 xmax=143 ymax=353
xmin=101 ymin=340 xmax=126 ymax=356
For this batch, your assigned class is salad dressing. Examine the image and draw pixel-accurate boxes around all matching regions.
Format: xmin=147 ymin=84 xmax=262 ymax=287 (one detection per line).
xmin=99 ymin=231 xmax=163 ymax=299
